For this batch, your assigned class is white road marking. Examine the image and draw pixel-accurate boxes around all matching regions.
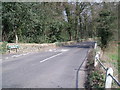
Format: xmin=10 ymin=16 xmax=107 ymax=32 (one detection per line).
xmin=40 ymin=53 xmax=62 ymax=63
xmin=12 ymin=54 xmax=23 ymax=58
xmin=48 ymin=49 xmax=57 ymax=52
xmin=11 ymin=52 xmax=32 ymax=58
xmin=5 ymin=57 xmax=8 ymax=59
xmin=61 ymin=49 xmax=69 ymax=52
xmin=48 ymin=49 xmax=53 ymax=52
xmin=48 ymin=49 xmax=69 ymax=52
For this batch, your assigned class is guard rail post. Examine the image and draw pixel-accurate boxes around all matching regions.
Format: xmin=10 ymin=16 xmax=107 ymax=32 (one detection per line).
xmin=94 ymin=53 xmax=99 ymax=67
xmin=105 ymin=68 xmax=113 ymax=88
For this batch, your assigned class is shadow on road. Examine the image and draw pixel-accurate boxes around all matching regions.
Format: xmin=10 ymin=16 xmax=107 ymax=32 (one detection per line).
xmin=63 ymin=41 xmax=96 ymax=88
xmin=62 ymin=41 xmax=96 ymax=49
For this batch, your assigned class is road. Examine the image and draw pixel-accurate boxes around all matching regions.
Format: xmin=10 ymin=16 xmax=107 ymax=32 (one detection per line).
xmin=2 ymin=42 xmax=95 ymax=88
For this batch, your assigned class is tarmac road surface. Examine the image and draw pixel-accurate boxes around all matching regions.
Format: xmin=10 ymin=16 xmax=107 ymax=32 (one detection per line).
xmin=2 ymin=42 xmax=95 ymax=88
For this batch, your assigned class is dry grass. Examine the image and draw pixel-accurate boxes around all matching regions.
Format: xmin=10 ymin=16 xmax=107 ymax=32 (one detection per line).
xmin=85 ymin=42 xmax=119 ymax=89
xmin=101 ymin=43 xmax=118 ymax=88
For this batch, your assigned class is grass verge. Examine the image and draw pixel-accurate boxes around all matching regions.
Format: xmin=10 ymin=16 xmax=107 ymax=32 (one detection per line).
xmin=85 ymin=42 xmax=119 ymax=88
xmin=101 ymin=43 xmax=119 ymax=88
xmin=85 ymin=49 xmax=105 ymax=89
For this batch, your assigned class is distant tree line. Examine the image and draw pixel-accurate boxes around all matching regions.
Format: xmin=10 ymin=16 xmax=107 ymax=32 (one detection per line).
xmin=2 ymin=2 xmax=118 ymax=48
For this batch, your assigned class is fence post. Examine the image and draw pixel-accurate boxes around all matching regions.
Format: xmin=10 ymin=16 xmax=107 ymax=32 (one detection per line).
xmin=105 ymin=67 xmax=113 ymax=88
xmin=94 ymin=53 xmax=99 ymax=67
xmin=94 ymin=42 xmax=97 ymax=49
xmin=94 ymin=42 xmax=98 ymax=67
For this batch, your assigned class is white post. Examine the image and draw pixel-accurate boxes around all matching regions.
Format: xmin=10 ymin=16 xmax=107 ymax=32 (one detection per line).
xmin=94 ymin=42 xmax=97 ymax=49
xmin=94 ymin=42 xmax=98 ymax=67
xmin=94 ymin=53 xmax=99 ymax=67
xmin=105 ymin=68 xmax=113 ymax=88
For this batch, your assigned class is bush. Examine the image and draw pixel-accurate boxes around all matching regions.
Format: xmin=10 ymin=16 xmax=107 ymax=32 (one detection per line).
xmin=55 ymin=42 xmax=62 ymax=47
xmin=89 ymin=70 xmax=105 ymax=88
xmin=0 ymin=41 xmax=8 ymax=54
xmin=85 ymin=49 xmax=105 ymax=89
xmin=97 ymin=9 xmax=114 ymax=49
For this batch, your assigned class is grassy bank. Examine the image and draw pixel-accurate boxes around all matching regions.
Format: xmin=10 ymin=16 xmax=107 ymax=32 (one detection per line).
xmin=86 ymin=42 xmax=119 ymax=88
xmin=101 ymin=42 xmax=118 ymax=88
xmin=85 ymin=49 xmax=105 ymax=88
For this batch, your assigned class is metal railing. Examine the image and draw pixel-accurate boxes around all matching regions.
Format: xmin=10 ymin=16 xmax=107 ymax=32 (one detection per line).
xmin=95 ymin=54 xmax=107 ymax=71
xmin=94 ymin=42 xmax=120 ymax=88
xmin=109 ymin=73 xmax=120 ymax=86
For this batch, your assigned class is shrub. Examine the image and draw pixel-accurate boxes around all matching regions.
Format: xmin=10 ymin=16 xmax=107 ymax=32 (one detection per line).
xmin=55 ymin=42 xmax=62 ymax=47
xmin=0 ymin=41 xmax=8 ymax=54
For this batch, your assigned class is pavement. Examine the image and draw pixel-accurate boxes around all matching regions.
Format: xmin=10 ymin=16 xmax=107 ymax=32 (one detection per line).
xmin=2 ymin=41 xmax=95 ymax=88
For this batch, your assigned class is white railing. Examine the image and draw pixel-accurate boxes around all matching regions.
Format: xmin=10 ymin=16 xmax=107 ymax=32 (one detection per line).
xmin=94 ymin=42 xmax=120 ymax=88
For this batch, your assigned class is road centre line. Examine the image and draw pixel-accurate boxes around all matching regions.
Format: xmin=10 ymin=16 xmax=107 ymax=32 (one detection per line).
xmin=40 ymin=53 xmax=63 ymax=63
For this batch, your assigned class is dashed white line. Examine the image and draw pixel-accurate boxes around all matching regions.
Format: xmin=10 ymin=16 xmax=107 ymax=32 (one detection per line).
xmin=40 ymin=53 xmax=63 ymax=63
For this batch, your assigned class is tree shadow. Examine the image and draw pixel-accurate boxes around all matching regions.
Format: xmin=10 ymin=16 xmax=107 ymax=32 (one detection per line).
xmin=62 ymin=41 xmax=96 ymax=89
xmin=62 ymin=41 xmax=96 ymax=49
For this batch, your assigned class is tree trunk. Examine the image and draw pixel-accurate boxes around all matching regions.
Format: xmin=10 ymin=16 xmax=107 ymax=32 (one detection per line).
xmin=74 ymin=17 xmax=78 ymax=40
xmin=15 ymin=32 xmax=18 ymax=44
xmin=68 ymin=30 xmax=72 ymax=41
xmin=79 ymin=17 xmax=83 ymax=39
xmin=74 ymin=2 xmax=79 ymax=41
